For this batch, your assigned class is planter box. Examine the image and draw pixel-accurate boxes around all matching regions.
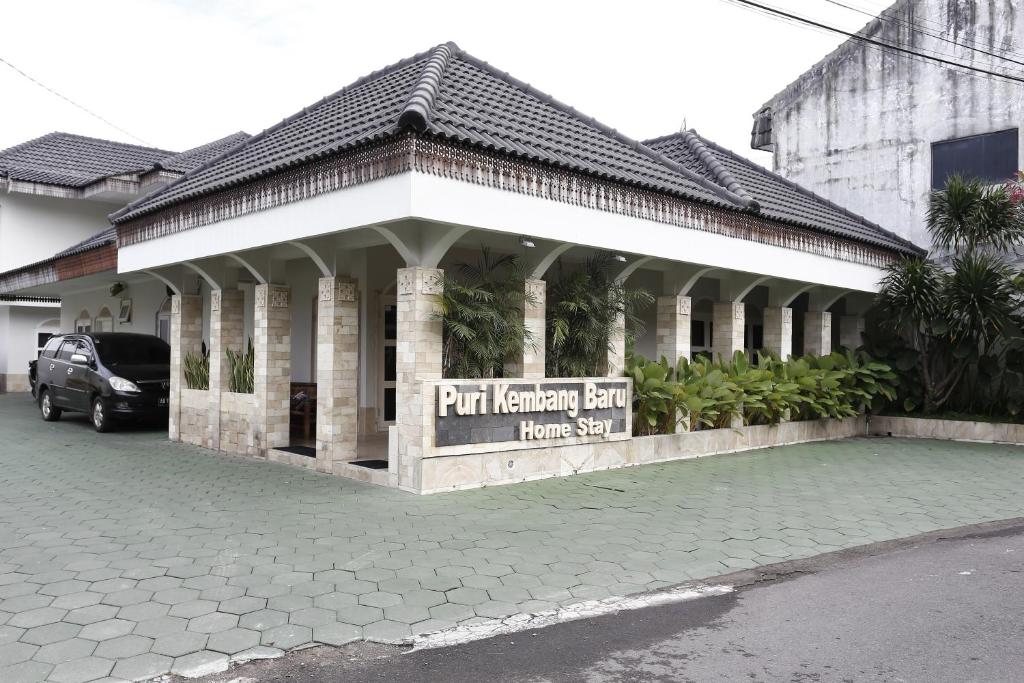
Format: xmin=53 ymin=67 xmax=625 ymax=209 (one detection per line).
xmin=179 ymin=388 xmax=209 ymax=447
xmin=419 ymin=416 xmax=865 ymax=494
xmin=220 ymin=392 xmax=257 ymax=456
xmin=870 ymin=415 xmax=1024 ymax=445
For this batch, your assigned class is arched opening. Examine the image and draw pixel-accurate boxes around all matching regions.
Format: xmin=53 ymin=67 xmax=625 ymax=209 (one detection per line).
xmin=156 ymin=297 xmax=173 ymax=343
xmin=75 ymin=310 xmax=92 ymax=333
xmin=35 ymin=318 xmax=60 ymax=358
xmin=94 ymin=307 xmax=114 ymax=333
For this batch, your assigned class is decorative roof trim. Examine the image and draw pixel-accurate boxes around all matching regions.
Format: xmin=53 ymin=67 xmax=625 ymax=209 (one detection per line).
xmin=0 ymin=241 xmax=117 ymax=295
xmin=677 ymin=130 xmax=758 ymax=207
xmin=397 ymin=43 xmax=456 ymax=132
xmin=114 ymin=134 xmax=904 ymax=267
xmin=1 ymin=175 xmax=143 ymax=200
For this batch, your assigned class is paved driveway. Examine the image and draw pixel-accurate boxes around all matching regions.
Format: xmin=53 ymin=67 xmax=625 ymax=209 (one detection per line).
xmin=1 ymin=393 xmax=1024 ymax=682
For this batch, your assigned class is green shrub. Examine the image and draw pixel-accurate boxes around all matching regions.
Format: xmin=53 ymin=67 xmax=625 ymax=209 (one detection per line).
xmin=226 ymin=339 xmax=255 ymax=394
xmin=183 ymin=344 xmax=209 ymax=390
xmin=625 ymin=350 xmax=896 ymax=436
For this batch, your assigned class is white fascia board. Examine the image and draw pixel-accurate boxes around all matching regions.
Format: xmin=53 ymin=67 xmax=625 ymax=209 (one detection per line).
xmin=0 ymin=300 xmax=61 ymax=308
xmin=409 ymin=173 xmax=886 ymax=293
xmin=116 ymin=174 xmax=414 ymax=273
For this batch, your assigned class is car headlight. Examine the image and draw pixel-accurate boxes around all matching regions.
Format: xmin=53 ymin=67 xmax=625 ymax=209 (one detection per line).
xmin=109 ymin=377 xmax=141 ymax=393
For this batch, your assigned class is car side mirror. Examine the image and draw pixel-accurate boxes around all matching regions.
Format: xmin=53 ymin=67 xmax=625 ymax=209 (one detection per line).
xmin=70 ymin=353 xmax=89 ymax=365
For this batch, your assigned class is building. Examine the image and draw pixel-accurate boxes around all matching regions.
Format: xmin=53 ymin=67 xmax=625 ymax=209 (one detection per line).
xmin=751 ymin=0 xmax=1023 ymax=248
xmin=0 ymin=132 xmax=248 ymax=391
xmin=0 ymin=43 xmax=919 ymax=492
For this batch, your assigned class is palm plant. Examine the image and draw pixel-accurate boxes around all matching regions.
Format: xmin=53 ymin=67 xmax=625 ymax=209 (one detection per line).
xmin=546 ymin=253 xmax=654 ymax=377
xmin=226 ymin=338 xmax=255 ymax=394
xmin=182 ymin=343 xmax=209 ymax=390
xmin=437 ymin=248 xmax=533 ymax=379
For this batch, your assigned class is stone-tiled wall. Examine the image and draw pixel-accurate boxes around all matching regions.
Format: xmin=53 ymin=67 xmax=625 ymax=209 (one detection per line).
xmin=169 ymin=295 xmax=202 ymax=442
xmin=870 ymin=415 xmax=1024 ymax=444
xmin=179 ymin=388 xmax=209 ymax=447
xmin=220 ymin=392 xmax=258 ymax=455
xmin=804 ymin=310 xmax=832 ymax=356
xmin=839 ymin=315 xmax=865 ymax=351
xmin=254 ymin=284 xmax=291 ymax=453
xmin=315 ymin=276 xmax=359 ymax=473
xmin=762 ymin=306 xmax=793 ymax=359
xmin=508 ymin=279 xmax=546 ymax=378
xmin=208 ymin=289 xmax=245 ymax=450
xmin=420 ymin=416 xmax=865 ymax=493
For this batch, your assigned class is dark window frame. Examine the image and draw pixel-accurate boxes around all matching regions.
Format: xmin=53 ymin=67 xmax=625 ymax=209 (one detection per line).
xmin=931 ymin=128 xmax=1019 ymax=191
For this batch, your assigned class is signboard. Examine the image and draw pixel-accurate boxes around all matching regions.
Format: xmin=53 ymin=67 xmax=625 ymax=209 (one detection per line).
xmin=434 ymin=379 xmax=630 ymax=447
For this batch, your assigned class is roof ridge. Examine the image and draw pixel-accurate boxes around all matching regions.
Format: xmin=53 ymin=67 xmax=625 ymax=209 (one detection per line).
xmin=449 ymin=47 xmax=759 ymax=212
xmin=678 ymin=129 xmax=755 ymax=202
xmin=397 ymin=43 xmax=457 ymax=132
xmin=155 ymin=131 xmax=249 ymax=168
xmin=687 ymin=129 xmax=921 ymax=253
xmin=111 ymin=45 xmax=444 ymax=223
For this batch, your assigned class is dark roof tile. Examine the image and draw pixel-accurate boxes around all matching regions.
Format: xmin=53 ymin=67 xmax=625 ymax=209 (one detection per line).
xmin=0 ymin=133 xmax=172 ymax=187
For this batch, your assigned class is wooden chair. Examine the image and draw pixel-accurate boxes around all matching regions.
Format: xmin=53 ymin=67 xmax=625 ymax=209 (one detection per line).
xmin=290 ymin=383 xmax=317 ymax=443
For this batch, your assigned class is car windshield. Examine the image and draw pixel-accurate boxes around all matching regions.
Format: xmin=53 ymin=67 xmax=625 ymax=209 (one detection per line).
xmin=93 ymin=337 xmax=170 ymax=365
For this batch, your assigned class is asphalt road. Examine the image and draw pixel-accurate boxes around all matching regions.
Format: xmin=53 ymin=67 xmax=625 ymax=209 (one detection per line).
xmin=193 ymin=521 xmax=1024 ymax=683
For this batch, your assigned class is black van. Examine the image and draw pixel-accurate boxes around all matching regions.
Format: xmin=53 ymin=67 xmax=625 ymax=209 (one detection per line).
xmin=35 ymin=333 xmax=171 ymax=432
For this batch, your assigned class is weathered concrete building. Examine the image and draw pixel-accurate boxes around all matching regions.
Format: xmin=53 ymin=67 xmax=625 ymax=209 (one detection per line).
xmin=752 ymin=0 xmax=1023 ymax=247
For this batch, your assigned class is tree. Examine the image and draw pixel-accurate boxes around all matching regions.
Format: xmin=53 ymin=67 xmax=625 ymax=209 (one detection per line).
xmin=546 ymin=253 xmax=654 ymax=377
xmin=437 ymin=248 xmax=533 ymax=379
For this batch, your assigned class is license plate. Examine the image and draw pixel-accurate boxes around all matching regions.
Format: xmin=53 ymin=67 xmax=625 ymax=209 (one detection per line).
xmin=158 ymin=398 xmax=169 ymax=406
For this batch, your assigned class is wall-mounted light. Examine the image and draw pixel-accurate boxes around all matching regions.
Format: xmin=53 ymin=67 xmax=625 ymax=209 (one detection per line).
xmin=613 ymin=254 xmax=627 ymax=262
xmin=519 ymin=236 xmax=536 ymax=248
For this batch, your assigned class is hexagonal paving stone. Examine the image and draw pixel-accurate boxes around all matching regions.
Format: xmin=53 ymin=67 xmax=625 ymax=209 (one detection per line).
xmin=218 ymin=596 xmax=265 ymax=615
xmin=133 ymin=615 xmax=188 ymax=638
xmin=429 ymin=602 xmax=475 ymax=622
xmin=267 ymin=594 xmax=313 ymax=613
xmin=168 ymin=599 xmax=218 ymax=619
xmin=383 ymin=604 xmax=430 ymax=624
xmin=335 ymin=604 xmax=383 ymax=627
xmin=260 ymin=624 xmax=312 ymax=650
xmin=33 ymin=637 xmax=96 ymax=665
xmin=101 ymin=588 xmax=152 ymax=607
xmin=358 ymin=591 xmax=402 ymax=609
xmin=289 ymin=607 xmax=336 ymax=628
xmin=7 ymin=606 xmax=65 ymax=629
xmin=170 ymin=649 xmax=230 ymax=677
xmin=445 ymin=587 xmax=489 ymax=606
xmin=206 ymin=627 xmax=261 ymax=655
xmin=0 ymin=625 xmax=23 ymax=645
xmin=151 ymin=631 xmax=209 ymax=658
xmin=474 ymin=600 xmax=518 ymax=618
xmin=187 ymin=612 xmax=238 ymax=634
xmin=51 ymin=592 xmax=103 ymax=611
xmin=313 ymin=622 xmax=361 ymax=646
xmin=110 ymin=652 xmax=173 ymax=681
xmin=238 ymin=609 xmax=289 ymax=631
xmin=78 ymin=618 xmax=135 ymax=641
xmin=48 ymin=655 xmax=114 ymax=683
xmin=363 ymin=620 xmax=411 ymax=644
xmin=313 ymin=592 xmax=357 ymax=610
xmin=93 ymin=634 xmax=154 ymax=659
xmin=0 ymin=659 xmax=53 ymax=683
xmin=117 ymin=601 xmax=170 ymax=622
xmin=0 ymin=641 xmax=38 ymax=666
xmin=153 ymin=587 xmax=200 ymax=605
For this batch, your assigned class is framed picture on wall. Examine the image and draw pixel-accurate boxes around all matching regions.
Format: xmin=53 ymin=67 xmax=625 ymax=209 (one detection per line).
xmin=118 ymin=298 xmax=133 ymax=323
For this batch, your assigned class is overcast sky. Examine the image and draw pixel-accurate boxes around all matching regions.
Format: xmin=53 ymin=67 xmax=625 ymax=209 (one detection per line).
xmin=0 ymin=0 xmax=890 ymax=168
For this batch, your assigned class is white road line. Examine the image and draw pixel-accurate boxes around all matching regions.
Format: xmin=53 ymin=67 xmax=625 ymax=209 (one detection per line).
xmin=409 ymin=583 xmax=734 ymax=651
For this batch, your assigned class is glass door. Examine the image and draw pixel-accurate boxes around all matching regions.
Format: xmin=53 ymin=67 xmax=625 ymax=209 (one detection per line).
xmin=378 ymin=297 xmax=397 ymax=431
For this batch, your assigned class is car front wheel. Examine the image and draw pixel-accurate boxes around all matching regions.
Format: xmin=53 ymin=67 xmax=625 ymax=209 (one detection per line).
xmin=40 ymin=389 xmax=61 ymax=422
xmin=92 ymin=397 xmax=112 ymax=433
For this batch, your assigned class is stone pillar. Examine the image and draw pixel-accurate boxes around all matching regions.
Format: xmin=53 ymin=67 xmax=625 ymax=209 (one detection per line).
xmin=396 ymin=267 xmax=444 ymax=491
xmin=508 ymin=279 xmax=546 ymax=378
xmin=712 ymin=302 xmax=745 ymax=361
xmin=315 ymin=276 xmax=360 ymax=473
xmin=656 ymin=295 xmax=691 ymax=365
xmin=208 ymin=289 xmax=244 ymax=450
xmin=168 ymin=295 xmax=202 ymax=442
xmin=839 ymin=315 xmax=865 ymax=351
xmin=762 ymin=306 xmax=793 ymax=359
xmin=804 ymin=310 xmax=832 ymax=356
xmin=254 ymin=284 xmax=291 ymax=454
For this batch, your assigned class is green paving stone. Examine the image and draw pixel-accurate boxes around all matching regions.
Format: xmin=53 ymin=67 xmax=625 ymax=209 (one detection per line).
xmin=78 ymin=619 xmax=135 ymax=642
xmin=7 ymin=606 xmax=65 ymax=629
xmin=187 ymin=612 xmax=237 ymax=634
xmin=170 ymin=649 xmax=230 ymax=677
xmin=20 ymin=620 xmax=80 ymax=645
xmin=312 ymin=622 xmax=361 ymax=646
xmin=167 ymin=600 xmax=218 ymax=619
xmin=363 ymin=620 xmax=411 ymax=644
xmin=50 ymin=592 xmax=103 ymax=611
xmin=313 ymin=592 xmax=357 ymax=610
xmin=259 ymin=624 xmax=312 ymax=650
xmin=93 ymin=634 xmax=153 ymax=659
xmin=150 ymin=631 xmax=208 ymax=658
xmin=0 ymin=641 xmax=37 ymax=666
xmin=110 ymin=652 xmax=172 ymax=681
xmin=0 ymin=625 xmax=23 ymax=645
xmin=383 ymin=604 xmax=430 ymax=624
xmin=0 ymin=659 xmax=52 ymax=683
xmin=65 ymin=605 xmax=118 ymax=626
xmin=358 ymin=592 xmax=402 ymax=609
xmin=133 ymin=616 xmax=188 ymax=638
xmin=33 ymin=637 xmax=96 ymax=664
xmin=238 ymin=609 xmax=288 ymax=631
xmin=48 ymin=656 xmax=114 ymax=683
xmin=428 ymin=602 xmax=475 ymax=622
xmin=206 ymin=627 xmax=260 ymax=655
xmin=334 ymin=605 xmax=383 ymax=627
xmin=117 ymin=601 xmax=169 ymax=622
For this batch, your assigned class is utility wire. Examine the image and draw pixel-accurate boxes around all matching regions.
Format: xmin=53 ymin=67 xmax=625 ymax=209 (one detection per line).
xmin=821 ymin=0 xmax=1024 ymax=71
xmin=721 ymin=0 xmax=1024 ymax=85
xmin=0 ymin=55 xmax=153 ymax=146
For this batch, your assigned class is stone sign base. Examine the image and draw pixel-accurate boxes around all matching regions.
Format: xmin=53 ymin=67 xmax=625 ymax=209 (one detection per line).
xmin=419 ymin=416 xmax=866 ymax=494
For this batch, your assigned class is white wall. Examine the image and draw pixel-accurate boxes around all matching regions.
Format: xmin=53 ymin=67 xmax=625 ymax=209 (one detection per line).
xmin=0 ymin=304 xmax=59 ymax=391
xmin=0 ymin=193 xmax=113 ymax=271
xmin=764 ymin=0 xmax=1024 ymax=247
xmin=59 ymin=279 xmax=169 ymax=338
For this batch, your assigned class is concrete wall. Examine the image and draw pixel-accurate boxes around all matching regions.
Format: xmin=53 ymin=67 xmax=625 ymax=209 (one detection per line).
xmin=0 ymin=304 xmax=60 ymax=392
xmin=59 ymin=279 xmax=169 ymax=337
xmin=0 ymin=193 xmax=113 ymax=271
xmin=763 ymin=0 xmax=1024 ymax=247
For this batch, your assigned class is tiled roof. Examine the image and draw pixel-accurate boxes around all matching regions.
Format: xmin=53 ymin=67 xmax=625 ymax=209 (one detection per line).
xmin=0 ymin=133 xmax=173 ymax=187
xmin=53 ymin=227 xmax=117 ymax=259
xmin=112 ymin=43 xmax=753 ymax=224
xmin=155 ymin=132 xmax=250 ymax=174
xmin=645 ymin=130 xmax=921 ymax=254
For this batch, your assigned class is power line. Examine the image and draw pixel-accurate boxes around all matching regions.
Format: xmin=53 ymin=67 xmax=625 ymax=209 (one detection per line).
xmin=821 ymin=0 xmax=1024 ymax=71
xmin=0 ymin=55 xmax=153 ymax=146
xmin=722 ymin=0 xmax=1024 ymax=85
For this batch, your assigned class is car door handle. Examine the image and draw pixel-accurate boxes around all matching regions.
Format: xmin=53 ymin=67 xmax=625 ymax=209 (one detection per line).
xmin=67 ymin=368 xmax=74 ymax=375
xmin=49 ymin=364 xmax=55 ymax=371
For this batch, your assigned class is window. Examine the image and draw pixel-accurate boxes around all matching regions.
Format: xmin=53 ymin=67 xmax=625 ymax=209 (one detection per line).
xmin=157 ymin=298 xmax=173 ymax=343
xmin=40 ymin=337 xmax=63 ymax=359
xmin=92 ymin=336 xmax=170 ymax=365
xmin=56 ymin=341 xmax=77 ymax=361
xmin=932 ymin=129 xmax=1018 ymax=190
xmin=75 ymin=309 xmax=92 ymax=333
xmin=93 ymin=307 xmax=113 ymax=333
xmin=690 ymin=320 xmax=705 ymax=348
